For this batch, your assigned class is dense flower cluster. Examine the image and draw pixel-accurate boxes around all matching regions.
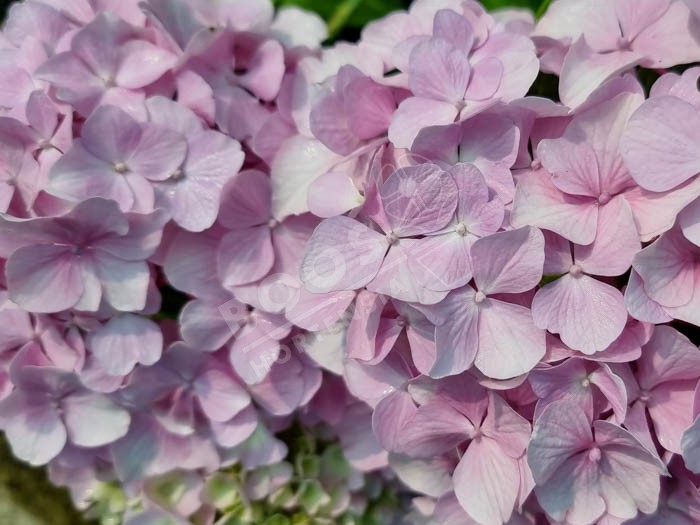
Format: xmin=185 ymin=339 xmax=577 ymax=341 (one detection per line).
xmin=0 ymin=0 xmax=699 ymax=524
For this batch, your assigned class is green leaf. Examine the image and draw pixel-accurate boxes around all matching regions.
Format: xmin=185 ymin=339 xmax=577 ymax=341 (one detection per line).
xmin=264 ymin=515 xmax=292 ymax=525
xmin=296 ymin=454 xmax=321 ymax=479
xmin=275 ymin=0 xmax=404 ymax=37
xmin=481 ymin=0 xmax=539 ymax=11
xmin=539 ymin=274 xmax=564 ymax=286
xmin=202 ymin=473 xmax=240 ymax=510
xmin=319 ymin=445 xmax=351 ymax=482
xmin=296 ymin=480 xmax=331 ymax=515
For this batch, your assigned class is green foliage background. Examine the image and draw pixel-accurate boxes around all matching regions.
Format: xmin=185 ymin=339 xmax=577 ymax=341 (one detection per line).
xmin=274 ymin=0 xmax=552 ymax=39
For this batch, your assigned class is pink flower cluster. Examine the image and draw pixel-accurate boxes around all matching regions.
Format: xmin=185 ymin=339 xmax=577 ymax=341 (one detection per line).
xmin=0 ymin=0 xmax=699 ymax=524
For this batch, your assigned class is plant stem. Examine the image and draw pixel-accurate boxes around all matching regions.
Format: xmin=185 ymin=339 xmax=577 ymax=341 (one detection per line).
xmin=326 ymin=0 xmax=363 ymax=39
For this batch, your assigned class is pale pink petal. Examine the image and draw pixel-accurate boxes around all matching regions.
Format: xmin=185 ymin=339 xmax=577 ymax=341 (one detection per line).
xmin=594 ymin=421 xmax=665 ymax=516
xmin=35 ymin=53 xmax=104 ymax=113
xmin=98 ymin=208 xmax=167 ymax=261
xmin=146 ymin=95 xmax=205 ymax=137
xmin=471 ymin=226 xmax=545 ymax=295
xmin=343 ymin=352 xmax=411 ymax=408
xmin=308 ymin=171 xmax=364 ymax=218
xmin=81 ymin=105 xmax=141 ymax=163
xmin=566 ymin=91 xmax=642 ymax=191
xmin=621 ymin=96 xmax=700 ymax=192
xmin=388 ymin=97 xmax=459 ymax=149
xmin=427 ymin=287 xmax=480 ymax=377
xmin=270 ymin=136 xmax=341 ymax=221
xmin=87 ymin=315 xmax=163 ymax=376
xmin=285 ymin=288 xmax=355 ymax=332
xmin=47 ymin=144 xmax=134 ymax=210
xmin=93 ymin=253 xmax=150 ymax=312
xmin=624 ymin=270 xmax=674 ymax=324
xmin=528 ymin=400 xmax=594 ymax=484
xmin=481 ymin=393 xmax=531 ymax=458
xmin=301 ymin=216 xmax=387 ymax=293
xmin=311 ymin=92 xmax=360 ymax=156
xmin=633 ymin=0 xmax=700 ymax=68
xmin=218 ymin=226 xmax=274 ymax=287
xmin=115 ymin=40 xmax=176 ymax=89
xmin=511 ymin=169 xmax=599 ymax=245
xmin=368 ymin=241 xmax=449 ymax=305
xmin=209 ymin=406 xmax=258 ymax=448
xmin=179 ymin=299 xmax=238 ymax=351
xmin=345 ymin=77 xmax=395 ymax=140
xmin=230 ymin=326 xmax=280 ymax=385
xmin=218 ymin=169 xmax=270 ymax=229
xmin=633 ymin=229 xmax=696 ymax=307
xmin=433 ymin=494 xmax=480 ymax=525
xmin=637 ymin=325 xmax=700 ymax=388
xmin=346 ymin=290 xmax=386 ymax=362
xmin=474 ymin=299 xmax=546 ymax=380
xmin=127 ymin=123 xmax=187 ymax=182
xmin=388 ymin=454 xmax=453 ymax=499
xmin=682 ymin=416 xmax=700 ymax=473
xmin=530 ymin=358 xmax=593 ymax=420
xmin=396 ymin=400 xmax=472 ymax=458
xmin=269 ymin=6 xmax=327 ymax=48
xmin=473 ymin=32 xmax=538 ymax=102
xmin=194 ymin=367 xmax=250 ymax=422
xmin=380 ymin=163 xmax=458 ymax=237
xmin=679 ymin=197 xmax=700 ymax=247
xmin=163 ymin=230 xmax=229 ymax=302
xmin=536 ymin=454 xmax=605 ymax=525
xmin=6 ymin=244 xmax=82 ymax=313
xmin=574 ymin=196 xmax=640 ymax=276
xmin=457 ymin=114 xmax=519 ymax=173
xmin=462 ymin=58 xmax=502 ymax=103
xmin=559 ymin=37 xmax=642 ymax=109
xmin=588 ymin=365 xmax=628 ymax=423
xmin=0 ymin=392 xmax=66 ymax=465
xmin=532 ymin=274 xmax=627 ymax=355
xmin=454 ymin=438 xmax=521 ymax=525
xmin=407 ymin=233 xmax=473 ymax=292
xmin=249 ymin=354 xmax=321 ymax=416
xmin=624 ymin=179 xmax=700 ymax=242
xmin=408 ymin=38 xmax=470 ymax=103
xmin=237 ymin=40 xmax=284 ymax=102
xmin=433 ymin=8 xmax=475 ymax=52
xmin=372 ymin=390 xmax=418 ymax=451
xmin=61 ymin=393 xmax=130 ymax=447
xmin=647 ymin=381 xmax=697 ymax=454
xmin=538 ymin=139 xmax=601 ymax=198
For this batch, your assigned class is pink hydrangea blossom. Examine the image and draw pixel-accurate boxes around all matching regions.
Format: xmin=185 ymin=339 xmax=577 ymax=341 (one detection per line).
xmin=0 ymin=0 xmax=698 ymax=523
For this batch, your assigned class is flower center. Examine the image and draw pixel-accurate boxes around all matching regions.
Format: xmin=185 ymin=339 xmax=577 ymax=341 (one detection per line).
xmin=598 ymin=192 xmax=611 ymax=205
xmin=474 ymin=291 xmax=487 ymax=304
xmin=455 ymin=223 xmax=468 ymax=236
xmin=466 ymin=426 xmax=482 ymax=440
xmin=386 ymin=232 xmax=400 ymax=246
xmin=639 ymin=389 xmax=651 ymax=403
xmin=170 ymin=168 xmax=185 ymax=181
xmin=581 ymin=376 xmax=591 ymax=388
xmin=569 ymin=264 xmax=583 ymax=278
xmin=531 ymin=159 xmax=542 ymax=170
xmin=71 ymin=245 xmax=84 ymax=255
xmin=616 ymin=36 xmax=631 ymax=50
xmin=113 ymin=162 xmax=129 ymax=174
xmin=268 ymin=218 xmax=279 ymax=229
xmin=588 ymin=446 xmax=602 ymax=463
